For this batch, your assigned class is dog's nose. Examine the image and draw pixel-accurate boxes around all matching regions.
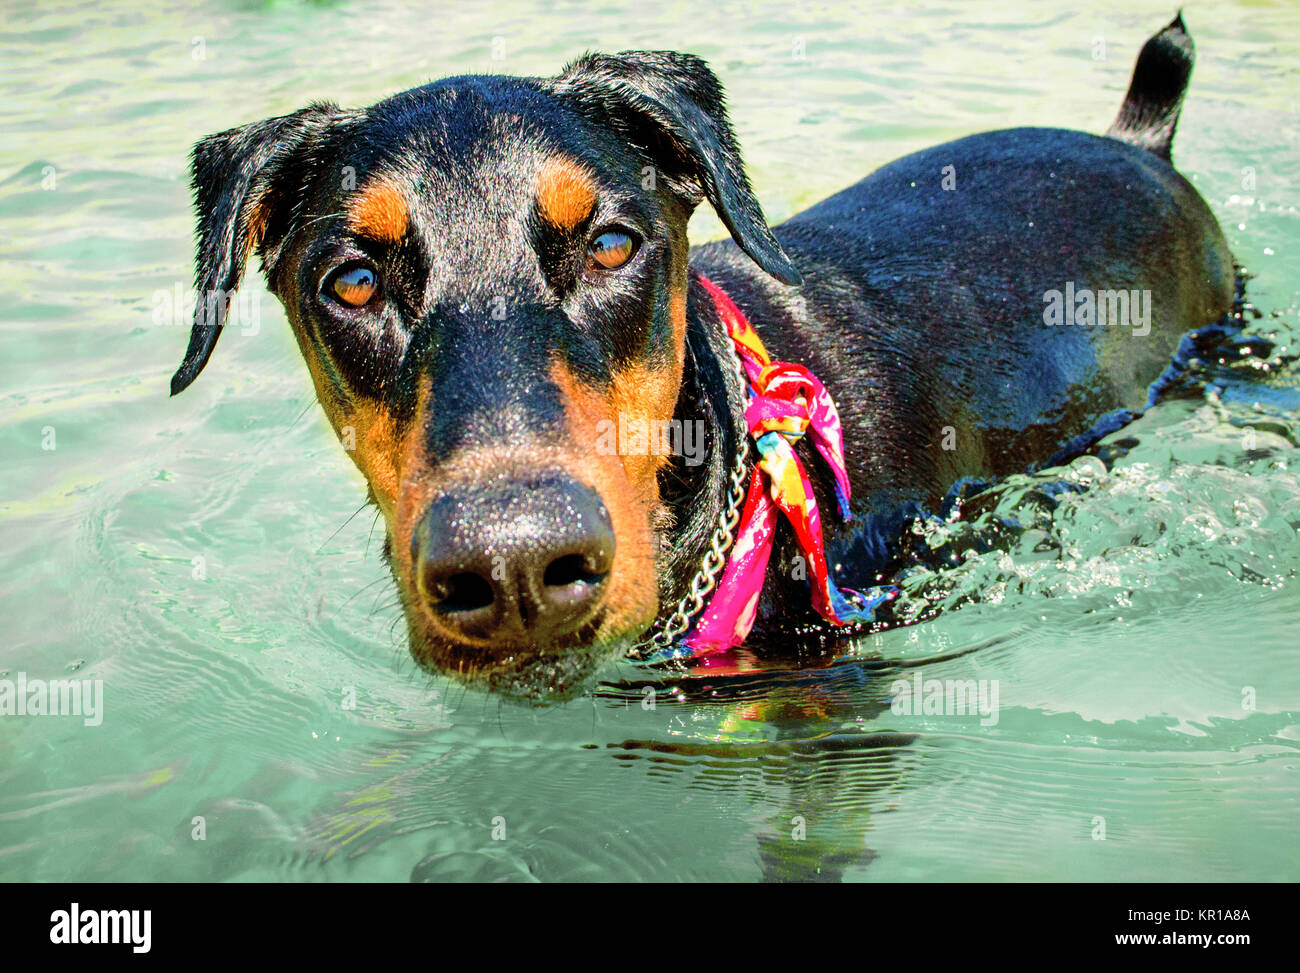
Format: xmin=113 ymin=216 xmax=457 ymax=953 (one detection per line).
xmin=412 ymin=477 xmax=614 ymax=647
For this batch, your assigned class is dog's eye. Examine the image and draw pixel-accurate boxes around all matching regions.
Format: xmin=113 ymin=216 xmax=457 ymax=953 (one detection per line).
xmin=586 ymin=228 xmax=638 ymax=272
xmin=324 ymin=263 xmax=381 ymax=308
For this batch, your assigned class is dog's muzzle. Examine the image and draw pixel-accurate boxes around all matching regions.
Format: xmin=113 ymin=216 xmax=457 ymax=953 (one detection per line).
xmin=410 ymin=474 xmax=614 ymax=655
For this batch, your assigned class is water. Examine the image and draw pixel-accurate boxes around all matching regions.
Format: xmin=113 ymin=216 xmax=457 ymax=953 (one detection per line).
xmin=1 ymin=0 xmax=1297 ymax=881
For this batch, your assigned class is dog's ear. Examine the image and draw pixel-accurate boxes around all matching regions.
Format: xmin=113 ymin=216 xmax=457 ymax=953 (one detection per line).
xmin=548 ymin=51 xmax=802 ymax=286
xmin=171 ymin=103 xmax=345 ymax=395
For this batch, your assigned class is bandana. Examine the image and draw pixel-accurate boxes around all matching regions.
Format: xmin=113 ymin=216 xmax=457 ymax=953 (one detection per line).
xmin=649 ymin=275 xmax=897 ymax=663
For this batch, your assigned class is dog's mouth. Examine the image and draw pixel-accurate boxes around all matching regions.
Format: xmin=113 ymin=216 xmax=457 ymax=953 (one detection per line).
xmin=403 ymin=607 xmax=649 ymax=703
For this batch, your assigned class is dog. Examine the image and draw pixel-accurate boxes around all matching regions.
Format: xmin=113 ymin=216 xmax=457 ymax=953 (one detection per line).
xmin=171 ymin=14 xmax=1234 ymax=698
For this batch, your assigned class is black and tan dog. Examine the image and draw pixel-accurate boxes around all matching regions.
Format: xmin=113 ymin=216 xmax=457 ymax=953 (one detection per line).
xmin=172 ymin=15 xmax=1234 ymax=697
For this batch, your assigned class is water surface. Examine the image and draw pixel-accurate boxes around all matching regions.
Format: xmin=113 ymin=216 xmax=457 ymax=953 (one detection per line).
xmin=1 ymin=0 xmax=1298 ymax=881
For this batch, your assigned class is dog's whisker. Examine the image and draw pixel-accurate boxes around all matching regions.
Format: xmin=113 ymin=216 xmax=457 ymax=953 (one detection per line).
xmin=340 ymin=575 xmax=388 ymax=609
xmin=300 ymin=210 xmax=345 ymax=229
xmin=371 ymin=596 xmax=404 ymax=618
xmin=318 ymin=501 xmax=371 ymax=554
xmin=286 ymin=395 xmax=322 ymax=432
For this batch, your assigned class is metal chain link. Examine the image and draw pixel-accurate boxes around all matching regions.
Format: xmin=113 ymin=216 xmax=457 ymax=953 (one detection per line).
xmin=648 ymin=340 xmax=752 ymax=650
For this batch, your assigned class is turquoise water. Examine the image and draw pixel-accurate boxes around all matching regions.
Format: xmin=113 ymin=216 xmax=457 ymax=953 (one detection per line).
xmin=2 ymin=0 xmax=1298 ymax=881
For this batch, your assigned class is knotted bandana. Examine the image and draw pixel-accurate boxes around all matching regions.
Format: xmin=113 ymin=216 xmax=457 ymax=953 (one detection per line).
xmin=654 ymin=275 xmax=896 ymax=660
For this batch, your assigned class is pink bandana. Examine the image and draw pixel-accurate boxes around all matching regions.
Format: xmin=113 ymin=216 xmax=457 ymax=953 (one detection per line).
xmin=670 ymin=275 xmax=896 ymax=658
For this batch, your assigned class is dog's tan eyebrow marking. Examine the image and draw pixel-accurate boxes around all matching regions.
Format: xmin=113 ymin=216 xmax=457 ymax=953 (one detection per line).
xmin=536 ymin=156 xmax=597 ymax=231
xmin=348 ymin=178 xmax=409 ymax=243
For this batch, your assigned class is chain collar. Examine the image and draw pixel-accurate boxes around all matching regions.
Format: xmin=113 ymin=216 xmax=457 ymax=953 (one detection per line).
xmin=645 ymin=326 xmax=751 ymax=653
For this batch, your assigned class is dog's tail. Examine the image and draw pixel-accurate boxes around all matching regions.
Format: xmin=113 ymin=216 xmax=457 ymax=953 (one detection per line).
xmin=1105 ymin=12 xmax=1194 ymax=161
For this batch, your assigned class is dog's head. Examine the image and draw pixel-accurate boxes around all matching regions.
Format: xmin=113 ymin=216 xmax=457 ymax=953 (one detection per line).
xmin=173 ymin=52 xmax=799 ymax=698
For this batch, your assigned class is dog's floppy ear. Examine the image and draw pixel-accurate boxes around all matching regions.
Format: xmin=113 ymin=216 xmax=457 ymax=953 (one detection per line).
xmin=548 ymin=51 xmax=802 ymax=286
xmin=171 ymin=103 xmax=344 ymax=395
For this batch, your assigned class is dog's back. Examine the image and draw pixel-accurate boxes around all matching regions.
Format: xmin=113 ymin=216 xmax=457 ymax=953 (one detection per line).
xmin=690 ymin=14 xmax=1235 ymax=571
